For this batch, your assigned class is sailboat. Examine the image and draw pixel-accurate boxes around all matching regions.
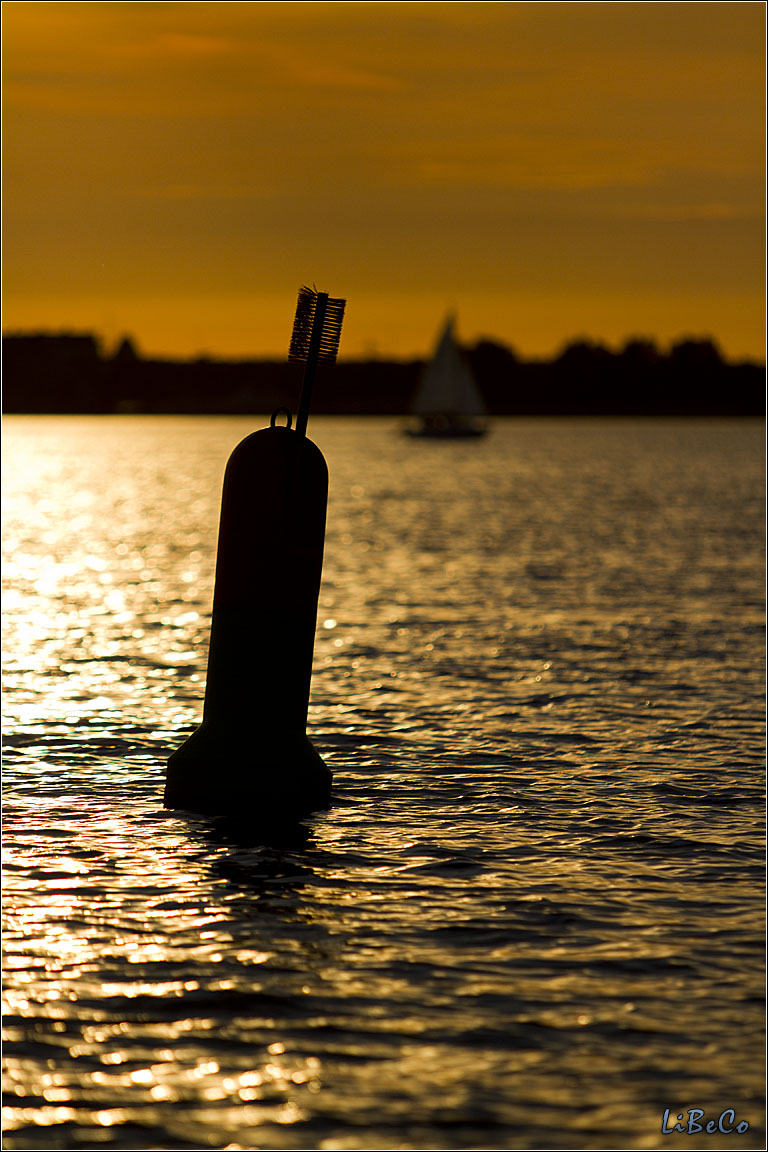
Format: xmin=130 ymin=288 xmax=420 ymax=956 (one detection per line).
xmin=407 ymin=315 xmax=487 ymax=437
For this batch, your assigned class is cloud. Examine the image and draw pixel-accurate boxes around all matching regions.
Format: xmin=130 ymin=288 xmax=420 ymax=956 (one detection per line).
xmin=113 ymin=32 xmax=238 ymax=61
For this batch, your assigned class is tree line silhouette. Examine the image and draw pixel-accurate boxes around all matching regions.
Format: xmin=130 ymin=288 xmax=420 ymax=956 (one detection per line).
xmin=2 ymin=330 xmax=763 ymax=416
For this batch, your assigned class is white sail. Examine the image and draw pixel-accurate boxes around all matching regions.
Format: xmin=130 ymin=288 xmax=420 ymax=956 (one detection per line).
xmin=411 ymin=316 xmax=486 ymax=418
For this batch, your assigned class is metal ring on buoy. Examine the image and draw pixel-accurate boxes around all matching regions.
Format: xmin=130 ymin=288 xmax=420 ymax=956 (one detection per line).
xmin=270 ymin=407 xmax=293 ymax=429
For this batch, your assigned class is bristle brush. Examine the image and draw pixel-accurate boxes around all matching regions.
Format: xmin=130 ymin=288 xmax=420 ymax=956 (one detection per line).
xmin=289 ymin=285 xmax=346 ymax=437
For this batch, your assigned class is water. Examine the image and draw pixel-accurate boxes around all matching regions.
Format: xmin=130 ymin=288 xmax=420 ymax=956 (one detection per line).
xmin=2 ymin=415 xmax=764 ymax=1151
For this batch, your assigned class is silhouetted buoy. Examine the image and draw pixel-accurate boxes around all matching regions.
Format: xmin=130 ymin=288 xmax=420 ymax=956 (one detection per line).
xmin=165 ymin=287 xmax=346 ymax=819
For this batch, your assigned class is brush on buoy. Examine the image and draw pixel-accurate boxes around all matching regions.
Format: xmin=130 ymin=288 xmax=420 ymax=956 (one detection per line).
xmin=164 ymin=286 xmax=346 ymax=818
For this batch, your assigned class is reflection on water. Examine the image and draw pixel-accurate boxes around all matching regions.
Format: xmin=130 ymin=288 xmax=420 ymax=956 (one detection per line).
xmin=3 ymin=416 xmax=765 ymax=1149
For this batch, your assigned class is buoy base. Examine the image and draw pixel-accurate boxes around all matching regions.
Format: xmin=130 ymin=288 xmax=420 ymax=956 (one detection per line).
xmin=164 ymin=721 xmax=332 ymax=819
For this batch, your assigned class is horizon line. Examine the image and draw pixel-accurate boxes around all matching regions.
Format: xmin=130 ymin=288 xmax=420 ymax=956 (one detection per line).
xmin=3 ymin=326 xmax=765 ymax=368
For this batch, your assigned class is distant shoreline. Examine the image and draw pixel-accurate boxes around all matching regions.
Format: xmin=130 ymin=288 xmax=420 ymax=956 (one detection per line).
xmin=2 ymin=331 xmax=764 ymax=417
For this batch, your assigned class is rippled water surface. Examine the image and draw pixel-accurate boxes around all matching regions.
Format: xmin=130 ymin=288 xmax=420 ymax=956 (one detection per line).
xmin=3 ymin=416 xmax=765 ymax=1150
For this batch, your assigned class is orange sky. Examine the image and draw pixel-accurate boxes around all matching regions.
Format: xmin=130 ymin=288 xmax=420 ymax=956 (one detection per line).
xmin=3 ymin=1 xmax=765 ymax=360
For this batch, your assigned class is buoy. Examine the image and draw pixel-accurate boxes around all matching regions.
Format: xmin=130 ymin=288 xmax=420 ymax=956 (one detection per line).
xmin=165 ymin=287 xmax=345 ymax=819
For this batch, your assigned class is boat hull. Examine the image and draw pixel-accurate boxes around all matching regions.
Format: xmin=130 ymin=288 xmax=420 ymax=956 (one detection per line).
xmin=406 ymin=425 xmax=486 ymax=439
